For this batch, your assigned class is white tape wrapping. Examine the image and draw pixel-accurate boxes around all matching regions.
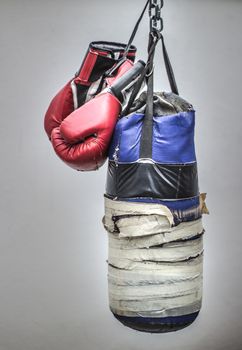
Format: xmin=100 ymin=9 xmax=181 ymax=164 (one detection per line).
xmin=103 ymin=197 xmax=204 ymax=318
xmin=104 ymin=197 xmax=174 ymax=237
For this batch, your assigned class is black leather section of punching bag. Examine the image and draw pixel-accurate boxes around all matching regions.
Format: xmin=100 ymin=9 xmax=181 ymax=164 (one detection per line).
xmin=106 ymin=161 xmax=199 ymax=200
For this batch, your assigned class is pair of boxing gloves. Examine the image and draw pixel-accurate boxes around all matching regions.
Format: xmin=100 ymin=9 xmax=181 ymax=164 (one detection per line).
xmin=44 ymin=41 xmax=145 ymax=171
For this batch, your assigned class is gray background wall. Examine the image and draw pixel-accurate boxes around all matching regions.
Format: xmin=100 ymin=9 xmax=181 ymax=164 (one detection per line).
xmin=0 ymin=0 xmax=242 ymax=349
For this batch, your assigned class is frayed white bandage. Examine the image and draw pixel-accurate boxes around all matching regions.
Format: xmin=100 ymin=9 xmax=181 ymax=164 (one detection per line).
xmin=103 ymin=197 xmax=204 ymax=318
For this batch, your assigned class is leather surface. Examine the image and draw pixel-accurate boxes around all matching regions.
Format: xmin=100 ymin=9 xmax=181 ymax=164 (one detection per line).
xmin=51 ymin=94 xmax=121 ymax=171
xmin=44 ymin=80 xmax=74 ymax=139
xmin=108 ymin=110 xmax=196 ymax=164
xmin=113 ymin=312 xmax=199 ymax=333
xmin=106 ymin=92 xmax=199 ymax=202
xmin=106 ymin=161 xmax=199 ymax=199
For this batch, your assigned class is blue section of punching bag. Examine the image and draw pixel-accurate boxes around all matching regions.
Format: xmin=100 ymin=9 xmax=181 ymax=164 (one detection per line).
xmin=152 ymin=111 xmax=196 ymax=163
xmin=109 ymin=111 xmax=196 ymax=164
xmin=108 ymin=113 xmax=143 ymax=162
xmin=114 ymin=312 xmax=199 ymax=332
xmin=115 ymin=312 xmax=199 ymax=325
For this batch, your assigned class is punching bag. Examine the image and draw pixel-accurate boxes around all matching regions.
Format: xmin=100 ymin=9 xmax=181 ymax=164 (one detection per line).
xmin=103 ymin=1 xmax=208 ymax=333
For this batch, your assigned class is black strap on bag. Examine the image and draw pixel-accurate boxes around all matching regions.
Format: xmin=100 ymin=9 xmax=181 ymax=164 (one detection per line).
xmin=107 ymin=0 xmax=178 ymax=97
xmin=140 ymin=34 xmax=157 ymax=158
xmin=92 ymin=0 xmax=150 ymax=97
xmin=124 ymin=0 xmax=150 ymax=57
xmin=106 ymin=0 xmax=150 ymax=77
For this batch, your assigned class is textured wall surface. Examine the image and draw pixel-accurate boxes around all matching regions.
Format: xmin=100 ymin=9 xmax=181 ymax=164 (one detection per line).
xmin=0 ymin=0 xmax=241 ymax=349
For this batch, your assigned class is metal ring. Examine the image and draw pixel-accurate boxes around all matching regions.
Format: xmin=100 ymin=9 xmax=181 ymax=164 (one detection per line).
xmin=146 ymin=65 xmax=154 ymax=77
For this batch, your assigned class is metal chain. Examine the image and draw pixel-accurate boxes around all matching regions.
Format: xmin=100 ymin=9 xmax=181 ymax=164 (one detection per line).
xmin=149 ymin=0 xmax=164 ymax=33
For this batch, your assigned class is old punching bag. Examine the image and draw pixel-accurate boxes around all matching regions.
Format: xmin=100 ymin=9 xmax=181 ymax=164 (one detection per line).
xmin=103 ymin=2 xmax=208 ymax=333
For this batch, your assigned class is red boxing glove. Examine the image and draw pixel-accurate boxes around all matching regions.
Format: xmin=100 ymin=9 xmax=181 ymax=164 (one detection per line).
xmin=47 ymin=59 xmax=145 ymax=171
xmin=44 ymin=41 xmax=136 ymax=139
xmin=51 ymin=60 xmax=141 ymax=171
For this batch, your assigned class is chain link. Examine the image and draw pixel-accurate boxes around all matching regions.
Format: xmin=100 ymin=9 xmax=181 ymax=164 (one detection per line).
xmin=149 ymin=0 xmax=164 ymax=33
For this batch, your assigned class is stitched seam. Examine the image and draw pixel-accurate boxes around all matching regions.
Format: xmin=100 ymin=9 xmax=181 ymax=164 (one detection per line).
xmin=176 ymin=167 xmax=182 ymax=199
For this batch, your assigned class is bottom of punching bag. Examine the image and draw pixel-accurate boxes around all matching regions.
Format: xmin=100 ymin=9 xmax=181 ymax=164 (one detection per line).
xmin=112 ymin=311 xmax=200 ymax=333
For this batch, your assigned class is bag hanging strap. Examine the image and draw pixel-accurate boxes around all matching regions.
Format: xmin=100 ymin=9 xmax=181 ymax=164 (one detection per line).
xmin=161 ymin=34 xmax=179 ymax=96
xmin=140 ymin=32 xmax=159 ymax=158
xmin=123 ymin=0 xmax=179 ymax=117
xmin=123 ymin=31 xmax=178 ymax=116
xmin=124 ymin=0 xmax=150 ymax=57
xmin=140 ymin=1 xmax=179 ymax=159
xmin=106 ymin=0 xmax=150 ymax=77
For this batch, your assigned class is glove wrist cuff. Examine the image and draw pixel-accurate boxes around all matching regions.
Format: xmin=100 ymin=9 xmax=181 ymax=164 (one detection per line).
xmin=76 ymin=41 xmax=137 ymax=85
